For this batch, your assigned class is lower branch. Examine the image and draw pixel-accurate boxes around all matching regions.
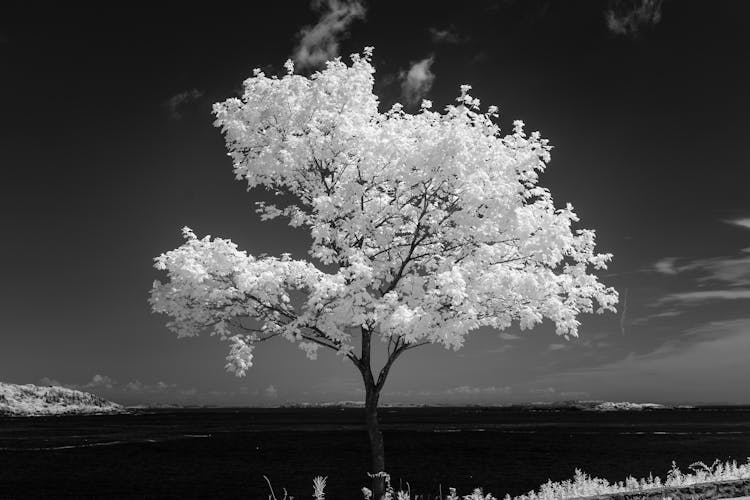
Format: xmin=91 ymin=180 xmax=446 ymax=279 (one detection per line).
xmin=376 ymin=339 xmax=430 ymax=391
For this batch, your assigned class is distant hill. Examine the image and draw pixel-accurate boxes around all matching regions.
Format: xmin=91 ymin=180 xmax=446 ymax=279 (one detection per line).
xmin=513 ymin=400 xmax=671 ymax=411
xmin=0 ymin=382 xmax=127 ymax=416
xmin=280 ymin=400 xmax=673 ymax=410
xmin=578 ymin=401 xmax=669 ymax=411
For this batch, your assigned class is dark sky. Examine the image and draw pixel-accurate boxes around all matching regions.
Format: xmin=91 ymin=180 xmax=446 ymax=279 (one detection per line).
xmin=2 ymin=1 xmax=750 ymax=406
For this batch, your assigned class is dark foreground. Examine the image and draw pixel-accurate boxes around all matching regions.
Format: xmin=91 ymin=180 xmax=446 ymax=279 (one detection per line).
xmin=1 ymin=407 xmax=749 ymax=499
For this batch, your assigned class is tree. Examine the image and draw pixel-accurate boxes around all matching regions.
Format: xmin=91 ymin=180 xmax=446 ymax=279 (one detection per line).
xmin=149 ymin=47 xmax=618 ymax=499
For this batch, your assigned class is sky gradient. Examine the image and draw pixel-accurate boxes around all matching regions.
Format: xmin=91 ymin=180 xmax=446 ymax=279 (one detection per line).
xmin=2 ymin=1 xmax=749 ymax=406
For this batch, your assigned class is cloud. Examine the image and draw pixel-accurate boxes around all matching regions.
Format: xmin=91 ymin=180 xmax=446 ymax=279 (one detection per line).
xmin=498 ymin=332 xmax=521 ymax=341
xmin=653 ymin=257 xmax=678 ymax=275
xmin=694 ymin=256 xmax=750 ymax=287
xmin=444 ymin=385 xmax=511 ymax=396
xmin=84 ymin=374 xmax=116 ymax=389
xmin=632 ymin=308 xmax=683 ymax=325
xmin=485 ymin=345 xmax=514 ymax=354
xmin=264 ymin=385 xmax=278 ymax=399
xmin=548 ymin=343 xmax=568 ymax=351
xmin=650 ymin=310 xmax=682 ymax=318
xmin=312 ymin=377 xmax=364 ymax=395
xmin=652 ymin=253 xmax=750 ymax=287
xmin=389 ymin=385 xmax=512 ymax=399
xmin=647 ymin=247 xmax=750 ymax=322
xmin=619 ymin=287 xmax=629 ymax=335
xmin=39 ymin=374 xmax=116 ymax=391
xmin=292 ymin=0 xmax=366 ymax=71
xmin=725 ymin=218 xmax=750 ymax=230
xmin=560 ymin=391 xmax=590 ymax=399
xmin=657 ymin=289 xmax=750 ymax=305
xmin=400 ymin=56 xmax=435 ymax=106
xmin=123 ymin=380 xmax=175 ymax=393
xmin=605 ymin=0 xmax=663 ymax=37
xmin=530 ymin=387 xmax=556 ymax=396
xmin=545 ymin=318 xmax=750 ymax=402
xmin=123 ymin=381 xmax=144 ymax=392
xmin=571 ymin=330 xmax=616 ymax=350
xmin=163 ymin=89 xmax=204 ymax=119
xmin=428 ymin=27 xmax=465 ymax=44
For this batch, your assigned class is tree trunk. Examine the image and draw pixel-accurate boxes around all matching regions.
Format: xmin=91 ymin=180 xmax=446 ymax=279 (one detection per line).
xmin=365 ymin=383 xmax=386 ymax=499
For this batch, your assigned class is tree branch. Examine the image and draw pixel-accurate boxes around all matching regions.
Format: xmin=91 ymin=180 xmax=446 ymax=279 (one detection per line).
xmin=375 ymin=339 xmax=431 ymax=391
xmin=379 ymin=211 xmax=431 ymax=296
xmin=357 ymin=326 xmax=375 ymax=387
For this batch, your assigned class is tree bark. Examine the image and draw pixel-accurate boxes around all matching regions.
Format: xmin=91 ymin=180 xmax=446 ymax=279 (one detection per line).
xmin=356 ymin=326 xmax=387 ymax=499
xmin=365 ymin=380 xmax=385 ymax=499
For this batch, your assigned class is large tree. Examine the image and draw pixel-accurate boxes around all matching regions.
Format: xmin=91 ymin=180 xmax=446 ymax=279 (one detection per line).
xmin=149 ymin=48 xmax=618 ymax=499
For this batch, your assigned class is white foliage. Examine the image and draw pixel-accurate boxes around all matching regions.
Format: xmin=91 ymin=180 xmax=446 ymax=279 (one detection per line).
xmin=505 ymin=459 xmax=750 ymax=500
xmin=150 ymin=48 xmax=618 ymax=376
xmin=305 ymin=459 xmax=750 ymax=500
xmin=313 ymin=475 xmax=327 ymax=500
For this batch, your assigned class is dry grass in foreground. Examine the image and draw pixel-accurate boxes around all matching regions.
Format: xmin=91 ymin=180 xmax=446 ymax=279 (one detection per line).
xmin=266 ymin=458 xmax=750 ymax=500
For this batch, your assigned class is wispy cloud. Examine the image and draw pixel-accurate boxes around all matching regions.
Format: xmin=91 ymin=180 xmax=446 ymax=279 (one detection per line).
xmin=498 ymin=332 xmax=521 ymax=341
xmin=695 ymin=256 xmax=750 ymax=286
xmin=657 ymin=289 xmax=750 ymax=305
xmin=653 ymin=257 xmax=678 ymax=275
xmin=39 ymin=374 xmax=115 ymax=391
xmin=83 ymin=374 xmax=116 ymax=389
xmin=163 ymin=89 xmax=204 ymax=119
xmin=725 ymin=217 xmax=750 ymax=231
xmin=428 ymin=26 xmax=466 ymax=44
xmin=605 ymin=0 xmax=663 ymax=37
xmin=547 ymin=343 xmax=568 ymax=351
xmin=485 ymin=345 xmax=515 ymax=354
xmin=644 ymin=244 xmax=750 ymax=326
xmin=529 ymin=387 xmax=557 ymax=397
xmin=312 ymin=377 xmax=364 ymax=395
xmin=424 ymin=385 xmax=512 ymax=398
xmin=400 ymin=55 xmax=435 ymax=106
xmin=632 ymin=308 xmax=683 ymax=325
xmin=543 ymin=318 xmax=750 ymax=402
xmin=292 ymin=0 xmax=366 ymax=71
xmin=123 ymin=380 xmax=176 ymax=393
xmin=653 ymin=254 xmax=750 ymax=288
xmin=572 ymin=330 xmax=617 ymax=350
xmin=560 ymin=391 xmax=590 ymax=399
xmin=264 ymin=384 xmax=278 ymax=399
xmin=387 ymin=385 xmax=512 ymax=399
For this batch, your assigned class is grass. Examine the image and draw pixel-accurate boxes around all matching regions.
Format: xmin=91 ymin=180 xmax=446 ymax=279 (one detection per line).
xmin=504 ymin=458 xmax=750 ymax=500
xmin=266 ymin=458 xmax=750 ymax=500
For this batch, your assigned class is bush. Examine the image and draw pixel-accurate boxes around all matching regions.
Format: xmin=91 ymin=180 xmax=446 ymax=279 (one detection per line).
xmin=266 ymin=458 xmax=750 ymax=500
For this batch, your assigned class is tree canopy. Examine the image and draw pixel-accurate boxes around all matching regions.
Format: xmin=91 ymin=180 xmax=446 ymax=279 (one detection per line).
xmin=149 ymin=47 xmax=618 ymax=379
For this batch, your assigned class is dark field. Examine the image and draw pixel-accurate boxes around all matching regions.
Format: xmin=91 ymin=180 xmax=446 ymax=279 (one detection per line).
xmin=1 ymin=407 xmax=750 ymax=499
